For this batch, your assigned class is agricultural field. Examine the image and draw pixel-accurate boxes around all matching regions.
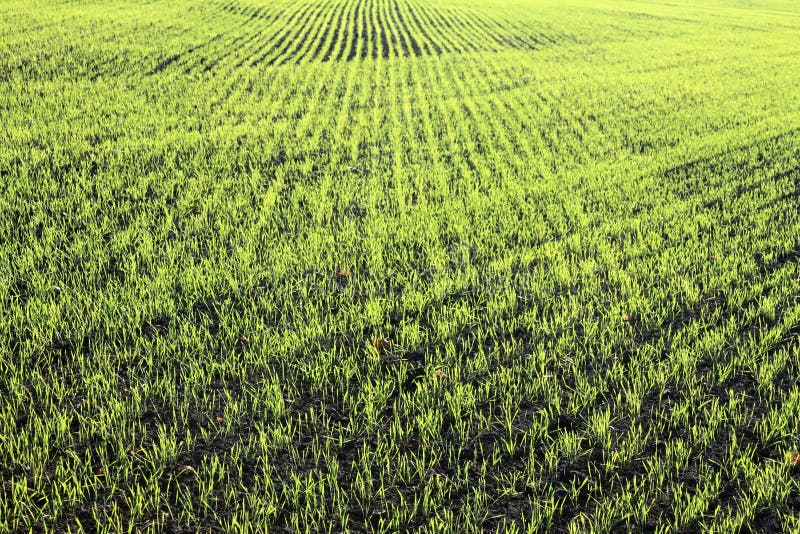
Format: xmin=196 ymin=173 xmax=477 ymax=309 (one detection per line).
xmin=1 ymin=0 xmax=800 ymax=531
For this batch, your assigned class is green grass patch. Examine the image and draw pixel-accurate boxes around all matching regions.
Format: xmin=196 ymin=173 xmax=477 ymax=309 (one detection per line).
xmin=2 ymin=0 xmax=800 ymax=531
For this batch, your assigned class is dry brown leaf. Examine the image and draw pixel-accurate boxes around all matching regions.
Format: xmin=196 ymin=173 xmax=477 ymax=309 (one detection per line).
xmin=178 ymin=465 xmax=198 ymax=476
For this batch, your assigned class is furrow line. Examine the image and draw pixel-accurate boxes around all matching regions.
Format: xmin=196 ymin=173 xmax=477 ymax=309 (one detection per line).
xmin=368 ymin=0 xmax=383 ymax=60
xmin=426 ymin=2 xmax=477 ymax=54
xmin=441 ymin=5 xmax=494 ymax=53
xmin=391 ymin=0 xmax=423 ymax=57
xmin=335 ymin=0 xmax=357 ymax=61
xmin=276 ymin=0 xmax=339 ymax=66
xmin=343 ymin=0 xmax=363 ymax=62
xmin=247 ymin=0 xmax=319 ymax=67
xmin=290 ymin=1 xmax=363 ymax=148
xmin=299 ymin=0 xmax=348 ymax=64
xmin=381 ymin=0 xmax=404 ymax=58
xmin=275 ymin=0 xmax=341 ymax=65
xmin=258 ymin=0 xmax=335 ymax=67
xmin=405 ymin=0 xmax=456 ymax=55
xmin=313 ymin=1 xmax=350 ymax=62
xmin=194 ymin=1 xmax=299 ymax=72
xmin=395 ymin=0 xmax=440 ymax=56
xmin=386 ymin=0 xmax=414 ymax=58
xmin=459 ymin=7 xmax=525 ymax=51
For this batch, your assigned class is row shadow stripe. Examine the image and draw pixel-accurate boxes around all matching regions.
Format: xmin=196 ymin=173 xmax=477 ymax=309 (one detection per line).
xmin=146 ymin=0 xmax=561 ymax=74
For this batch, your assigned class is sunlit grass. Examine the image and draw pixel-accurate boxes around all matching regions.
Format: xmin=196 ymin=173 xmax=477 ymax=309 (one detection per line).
xmin=1 ymin=0 xmax=800 ymax=531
